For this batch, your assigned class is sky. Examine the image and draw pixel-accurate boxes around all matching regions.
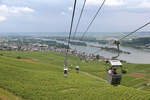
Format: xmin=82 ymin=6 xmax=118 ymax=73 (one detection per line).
xmin=0 ymin=0 xmax=150 ymax=33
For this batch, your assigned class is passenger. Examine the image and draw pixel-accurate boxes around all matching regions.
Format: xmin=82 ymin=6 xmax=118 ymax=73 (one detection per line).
xmin=112 ymin=68 xmax=117 ymax=74
xmin=108 ymin=68 xmax=112 ymax=75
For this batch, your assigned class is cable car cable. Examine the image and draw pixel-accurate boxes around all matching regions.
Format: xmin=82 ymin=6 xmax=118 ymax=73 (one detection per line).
xmin=72 ymin=0 xmax=87 ymax=40
xmin=119 ymin=21 xmax=150 ymax=41
xmin=71 ymin=0 xmax=87 ymax=62
xmin=64 ymin=0 xmax=77 ymax=67
xmin=80 ymin=0 xmax=106 ymax=41
xmin=72 ymin=0 xmax=106 ymax=59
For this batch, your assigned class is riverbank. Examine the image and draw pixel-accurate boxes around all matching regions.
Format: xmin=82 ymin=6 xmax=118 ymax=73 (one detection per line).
xmin=88 ymin=45 xmax=131 ymax=54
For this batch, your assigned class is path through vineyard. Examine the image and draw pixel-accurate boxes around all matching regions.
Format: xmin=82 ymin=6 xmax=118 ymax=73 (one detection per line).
xmin=81 ymin=71 xmax=107 ymax=82
xmin=138 ymin=82 xmax=150 ymax=90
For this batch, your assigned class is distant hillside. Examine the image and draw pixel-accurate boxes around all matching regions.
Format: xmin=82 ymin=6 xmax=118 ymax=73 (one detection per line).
xmin=121 ymin=37 xmax=150 ymax=48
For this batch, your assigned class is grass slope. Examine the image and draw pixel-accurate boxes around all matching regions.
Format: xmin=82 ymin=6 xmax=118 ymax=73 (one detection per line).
xmin=0 ymin=51 xmax=150 ymax=100
xmin=0 ymin=88 xmax=22 ymax=100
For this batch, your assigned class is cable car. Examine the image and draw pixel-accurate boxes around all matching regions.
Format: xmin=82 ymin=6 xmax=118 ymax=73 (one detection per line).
xmin=64 ymin=67 xmax=68 ymax=77
xmin=76 ymin=65 xmax=79 ymax=73
xmin=106 ymin=60 xmax=122 ymax=86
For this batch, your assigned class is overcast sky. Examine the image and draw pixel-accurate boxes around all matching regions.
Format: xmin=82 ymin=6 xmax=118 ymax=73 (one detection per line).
xmin=0 ymin=0 xmax=150 ymax=33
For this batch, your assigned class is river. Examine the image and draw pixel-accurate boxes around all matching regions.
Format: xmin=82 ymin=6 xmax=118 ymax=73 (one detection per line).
xmin=41 ymin=38 xmax=150 ymax=64
xmin=70 ymin=42 xmax=150 ymax=64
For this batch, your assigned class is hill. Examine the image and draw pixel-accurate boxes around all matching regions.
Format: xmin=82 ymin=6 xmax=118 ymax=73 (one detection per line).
xmin=0 ymin=51 xmax=150 ymax=100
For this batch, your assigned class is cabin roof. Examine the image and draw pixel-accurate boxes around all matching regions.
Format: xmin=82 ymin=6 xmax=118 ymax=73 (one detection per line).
xmin=64 ymin=67 xmax=68 ymax=70
xmin=109 ymin=60 xmax=122 ymax=66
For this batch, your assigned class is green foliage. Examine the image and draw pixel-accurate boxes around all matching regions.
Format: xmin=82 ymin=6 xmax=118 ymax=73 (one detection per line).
xmin=16 ymin=56 xmax=22 ymax=59
xmin=132 ymin=37 xmax=150 ymax=45
xmin=41 ymin=41 xmax=68 ymax=48
xmin=101 ymin=47 xmax=131 ymax=54
xmin=96 ymin=55 xmax=100 ymax=60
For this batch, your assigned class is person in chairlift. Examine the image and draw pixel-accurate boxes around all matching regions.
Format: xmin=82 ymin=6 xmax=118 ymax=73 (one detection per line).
xmin=112 ymin=68 xmax=117 ymax=74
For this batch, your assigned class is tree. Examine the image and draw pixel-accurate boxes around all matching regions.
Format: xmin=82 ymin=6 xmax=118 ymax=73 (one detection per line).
xmin=96 ymin=55 xmax=100 ymax=60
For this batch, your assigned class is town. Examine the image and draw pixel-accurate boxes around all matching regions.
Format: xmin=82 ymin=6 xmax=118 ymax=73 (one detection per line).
xmin=0 ymin=36 xmax=105 ymax=61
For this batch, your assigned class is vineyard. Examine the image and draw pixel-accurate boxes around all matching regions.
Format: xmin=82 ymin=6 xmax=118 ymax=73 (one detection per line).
xmin=0 ymin=51 xmax=150 ymax=100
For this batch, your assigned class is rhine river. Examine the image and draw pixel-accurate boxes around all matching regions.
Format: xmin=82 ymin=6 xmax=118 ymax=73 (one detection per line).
xmin=42 ymin=39 xmax=150 ymax=64
xmin=71 ymin=42 xmax=150 ymax=64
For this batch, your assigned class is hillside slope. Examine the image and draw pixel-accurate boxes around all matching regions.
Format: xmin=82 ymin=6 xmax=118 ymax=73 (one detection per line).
xmin=0 ymin=51 xmax=150 ymax=100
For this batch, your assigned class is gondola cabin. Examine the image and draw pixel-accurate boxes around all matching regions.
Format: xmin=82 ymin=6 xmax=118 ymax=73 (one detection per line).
xmin=106 ymin=60 xmax=122 ymax=86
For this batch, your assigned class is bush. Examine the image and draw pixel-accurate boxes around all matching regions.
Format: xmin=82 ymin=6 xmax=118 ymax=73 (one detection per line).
xmin=122 ymin=70 xmax=127 ymax=74
xmin=16 ymin=56 xmax=22 ymax=59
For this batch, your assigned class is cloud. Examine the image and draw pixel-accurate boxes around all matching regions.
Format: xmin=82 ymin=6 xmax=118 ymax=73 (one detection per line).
xmin=86 ymin=0 xmax=125 ymax=6
xmin=106 ymin=0 xmax=125 ymax=6
xmin=0 ymin=4 xmax=34 ymax=23
xmin=137 ymin=0 xmax=150 ymax=8
xmin=60 ymin=7 xmax=73 ymax=16
xmin=10 ymin=6 xmax=34 ymax=14
xmin=0 ymin=16 xmax=6 ymax=22
xmin=83 ymin=0 xmax=149 ymax=8
xmin=0 ymin=5 xmax=34 ymax=16
xmin=61 ymin=12 xmax=66 ymax=15
xmin=68 ymin=7 xmax=73 ymax=11
xmin=86 ymin=0 xmax=103 ymax=5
